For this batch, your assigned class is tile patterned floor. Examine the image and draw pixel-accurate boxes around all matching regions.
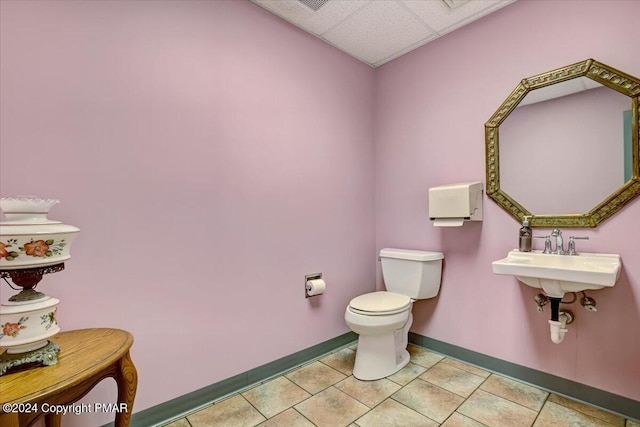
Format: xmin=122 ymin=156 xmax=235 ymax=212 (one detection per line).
xmin=164 ymin=344 xmax=639 ymax=427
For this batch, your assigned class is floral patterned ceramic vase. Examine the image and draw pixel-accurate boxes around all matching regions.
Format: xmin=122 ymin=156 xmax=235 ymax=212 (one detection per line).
xmin=0 ymin=297 xmax=60 ymax=353
xmin=0 ymin=197 xmax=78 ymax=355
xmin=0 ymin=196 xmax=80 ymax=270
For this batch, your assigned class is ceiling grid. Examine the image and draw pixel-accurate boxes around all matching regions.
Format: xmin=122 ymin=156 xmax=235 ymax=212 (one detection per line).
xmin=251 ymin=0 xmax=516 ymax=67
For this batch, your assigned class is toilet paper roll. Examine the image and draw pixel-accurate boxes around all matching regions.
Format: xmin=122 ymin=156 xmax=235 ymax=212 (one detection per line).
xmin=306 ymin=279 xmax=326 ymax=297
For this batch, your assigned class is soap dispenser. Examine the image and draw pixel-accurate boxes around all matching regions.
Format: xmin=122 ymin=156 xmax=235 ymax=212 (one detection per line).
xmin=519 ymin=216 xmax=532 ymax=252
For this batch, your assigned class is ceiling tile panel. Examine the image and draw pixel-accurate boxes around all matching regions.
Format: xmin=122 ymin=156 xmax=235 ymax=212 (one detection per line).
xmin=321 ymin=1 xmax=435 ymax=66
xmin=402 ymin=0 xmax=515 ymax=34
xmin=250 ymin=0 xmax=517 ymax=67
xmin=252 ymin=0 xmax=368 ymax=36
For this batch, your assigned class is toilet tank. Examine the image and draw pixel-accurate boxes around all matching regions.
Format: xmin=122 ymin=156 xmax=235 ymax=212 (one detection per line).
xmin=379 ymin=248 xmax=444 ymax=300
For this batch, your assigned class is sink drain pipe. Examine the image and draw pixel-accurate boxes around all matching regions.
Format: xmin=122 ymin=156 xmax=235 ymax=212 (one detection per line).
xmin=548 ymin=297 xmax=570 ymax=344
xmin=549 ymin=297 xmax=561 ymax=321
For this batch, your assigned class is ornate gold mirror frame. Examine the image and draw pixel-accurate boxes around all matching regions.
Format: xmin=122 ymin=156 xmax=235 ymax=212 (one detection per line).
xmin=485 ymin=59 xmax=640 ymax=227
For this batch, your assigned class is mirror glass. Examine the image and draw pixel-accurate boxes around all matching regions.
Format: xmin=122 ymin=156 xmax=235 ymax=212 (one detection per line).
xmin=485 ymin=59 xmax=640 ymax=227
xmin=499 ymin=79 xmax=630 ymax=214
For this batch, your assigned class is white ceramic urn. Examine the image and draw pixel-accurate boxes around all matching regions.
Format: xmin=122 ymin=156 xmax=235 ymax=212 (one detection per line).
xmin=0 ymin=197 xmax=79 ymax=353
xmin=0 ymin=197 xmax=79 ymax=270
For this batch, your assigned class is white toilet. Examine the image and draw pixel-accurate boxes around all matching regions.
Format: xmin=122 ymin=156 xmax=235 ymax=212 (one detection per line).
xmin=345 ymin=248 xmax=444 ymax=380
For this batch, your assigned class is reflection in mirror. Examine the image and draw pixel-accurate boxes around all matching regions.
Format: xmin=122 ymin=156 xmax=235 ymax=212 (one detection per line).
xmin=485 ymin=59 xmax=640 ymax=228
xmin=499 ymin=82 xmax=630 ymax=214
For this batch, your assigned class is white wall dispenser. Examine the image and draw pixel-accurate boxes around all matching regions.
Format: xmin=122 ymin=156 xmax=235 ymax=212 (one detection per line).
xmin=429 ymin=181 xmax=483 ymax=227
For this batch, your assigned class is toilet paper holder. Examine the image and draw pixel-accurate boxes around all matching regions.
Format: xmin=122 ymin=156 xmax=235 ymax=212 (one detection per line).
xmin=305 ymin=272 xmax=322 ymax=298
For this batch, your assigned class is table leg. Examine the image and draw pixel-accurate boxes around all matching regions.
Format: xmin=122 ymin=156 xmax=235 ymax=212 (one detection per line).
xmin=114 ymin=351 xmax=137 ymax=427
xmin=45 ymin=413 xmax=62 ymax=427
xmin=0 ymin=413 xmax=19 ymax=427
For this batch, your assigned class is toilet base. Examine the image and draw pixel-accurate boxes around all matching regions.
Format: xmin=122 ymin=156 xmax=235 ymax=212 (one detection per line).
xmin=352 ymin=313 xmax=412 ymax=381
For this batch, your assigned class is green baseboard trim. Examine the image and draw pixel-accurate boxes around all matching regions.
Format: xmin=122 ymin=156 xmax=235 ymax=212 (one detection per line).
xmin=409 ymin=332 xmax=640 ymax=421
xmin=101 ymin=331 xmax=357 ymax=427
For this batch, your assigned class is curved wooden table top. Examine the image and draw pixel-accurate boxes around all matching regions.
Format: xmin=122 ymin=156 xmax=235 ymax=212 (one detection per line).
xmin=1 ymin=328 xmax=134 ymax=404
xmin=1 ymin=328 xmax=137 ymax=427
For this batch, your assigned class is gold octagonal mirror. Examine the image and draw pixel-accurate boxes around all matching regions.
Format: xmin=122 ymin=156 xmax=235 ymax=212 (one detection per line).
xmin=485 ymin=59 xmax=640 ymax=227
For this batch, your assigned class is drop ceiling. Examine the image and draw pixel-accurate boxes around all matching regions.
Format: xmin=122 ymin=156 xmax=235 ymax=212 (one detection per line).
xmin=250 ymin=0 xmax=517 ymax=67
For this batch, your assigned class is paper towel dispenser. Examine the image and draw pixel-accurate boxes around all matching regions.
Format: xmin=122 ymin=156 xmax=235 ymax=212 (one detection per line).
xmin=429 ymin=181 xmax=483 ymax=227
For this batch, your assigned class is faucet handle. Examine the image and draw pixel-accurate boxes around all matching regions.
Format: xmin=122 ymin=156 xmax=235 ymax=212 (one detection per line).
xmin=534 ymin=235 xmax=552 ymax=254
xmin=568 ymin=236 xmax=589 ymax=256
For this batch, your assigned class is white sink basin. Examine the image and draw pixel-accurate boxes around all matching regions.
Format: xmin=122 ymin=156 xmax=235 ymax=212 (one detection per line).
xmin=492 ymin=250 xmax=622 ymax=298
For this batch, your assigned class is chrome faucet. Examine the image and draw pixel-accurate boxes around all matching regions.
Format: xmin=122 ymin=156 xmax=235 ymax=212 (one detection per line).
xmin=551 ymin=229 xmax=565 ymax=255
xmin=567 ymin=236 xmax=589 ymax=255
xmin=533 ymin=235 xmax=552 ymax=253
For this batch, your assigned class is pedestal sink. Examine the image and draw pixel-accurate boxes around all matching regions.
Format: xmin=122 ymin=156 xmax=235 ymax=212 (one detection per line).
xmin=492 ymin=250 xmax=622 ymax=298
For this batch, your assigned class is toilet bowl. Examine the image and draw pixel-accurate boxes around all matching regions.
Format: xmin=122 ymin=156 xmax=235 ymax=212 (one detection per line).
xmin=345 ymin=248 xmax=443 ymax=381
xmin=345 ymin=291 xmax=413 ymax=380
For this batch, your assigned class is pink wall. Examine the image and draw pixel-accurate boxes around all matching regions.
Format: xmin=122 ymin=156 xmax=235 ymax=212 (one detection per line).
xmin=375 ymin=0 xmax=640 ymax=403
xmin=2 ymin=0 xmax=639 ymax=425
xmin=0 ymin=1 xmax=375 ymax=425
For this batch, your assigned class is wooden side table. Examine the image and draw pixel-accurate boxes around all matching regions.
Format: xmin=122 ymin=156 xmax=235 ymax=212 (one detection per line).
xmin=0 ymin=328 xmax=137 ymax=427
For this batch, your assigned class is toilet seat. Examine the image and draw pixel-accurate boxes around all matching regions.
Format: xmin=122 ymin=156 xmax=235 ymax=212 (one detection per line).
xmin=349 ymin=291 xmax=411 ymax=316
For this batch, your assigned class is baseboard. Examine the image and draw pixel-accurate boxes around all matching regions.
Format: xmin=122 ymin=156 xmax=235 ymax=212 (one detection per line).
xmin=101 ymin=331 xmax=357 ymax=427
xmin=409 ymin=332 xmax=640 ymax=421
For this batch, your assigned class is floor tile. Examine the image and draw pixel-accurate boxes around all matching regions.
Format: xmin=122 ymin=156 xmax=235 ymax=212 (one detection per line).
xmin=480 ymin=374 xmax=548 ymax=411
xmin=242 ymin=376 xmax=311 ymax=418
xmin=548 ymin=394 xmax=625 ymax=426
xmin=334 ymin=376 xmax=401 ymax=407
xmin=457 ymin=389 xmax=537 ymax=427
xmin=320 ymin=347 xmax=356 ymax=376
xmin=387 ymin=361 xmax=427 ymax=385
xmin=420 ymin=362 xmax=485 ymax=398
xmin=355 ymin=398 xmax=438 ymax=427
xmin=391 ymin=378 xmax=464 ymax=423
xmin=175 ymin=343 xmax=637 ymax=427
xmin=534 ymin=401 xmax=621 ymax=427
xmin=294 ymin=386 xmax=369 ymax=427
xmin=441 ymin=411 xmax=489 ymax=427
xmin=258 ymin=408 xmax=315 ymax=426
xmin=285 ymin=361 xmax=347 ymax=394
xmin=187 ymin=395 xmax=265 ymax=427
xmin=407 ymin=345 xmax=445 ymax=368
xmin=440 ymin=358 xmax=490 ymax=378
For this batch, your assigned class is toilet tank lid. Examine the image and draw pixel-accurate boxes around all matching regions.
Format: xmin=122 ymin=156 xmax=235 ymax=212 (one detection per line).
xmin=379 ymin=248 xmax=444 ymax=261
